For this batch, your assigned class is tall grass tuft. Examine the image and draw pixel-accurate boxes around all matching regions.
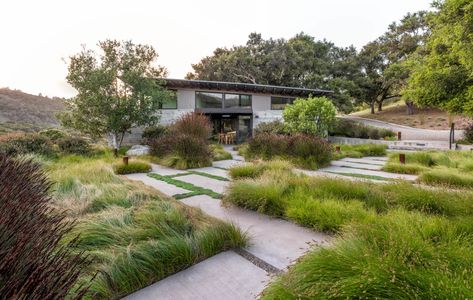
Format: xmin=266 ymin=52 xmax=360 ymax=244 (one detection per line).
xmin=0 ymin=154 xmax=90 ymax=299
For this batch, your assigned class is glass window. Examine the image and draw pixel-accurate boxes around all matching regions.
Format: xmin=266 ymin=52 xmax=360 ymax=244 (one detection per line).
xmin=196 ymin=92 xmax=223 ymax=108
xmin=271 ymin=97 xmax=295 ymax=110
xmin=161 ymin=90 xmax=177 ymax=109
xmin=224 ymin=94 xmax=252 ymax=108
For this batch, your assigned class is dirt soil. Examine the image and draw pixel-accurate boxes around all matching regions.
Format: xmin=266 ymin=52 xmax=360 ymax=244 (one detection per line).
xmin=357 ymin=104 xmax=471 ymax=130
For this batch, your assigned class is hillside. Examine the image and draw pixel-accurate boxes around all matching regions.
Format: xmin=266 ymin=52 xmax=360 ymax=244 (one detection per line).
xmin=352 ymin=101 xmax=471 ymax=130
xmin=0 ymin=88 xmax=65 ymax=133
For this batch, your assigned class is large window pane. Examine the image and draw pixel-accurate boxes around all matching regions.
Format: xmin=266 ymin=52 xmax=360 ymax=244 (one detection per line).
xmin=225 ymin=93 xmax=252 ymax=108
xmin=196 ymin=92 xmax=223 ymax=108
xmin=224 ymin=94 xmax=240 ymax=108
xmin=161 ymin=90 xmax=177 ymax=109
xmin=271 ymin=97 xmax=294 ymax=110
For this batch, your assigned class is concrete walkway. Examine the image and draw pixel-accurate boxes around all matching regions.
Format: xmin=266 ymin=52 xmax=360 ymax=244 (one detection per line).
xmin=307 ymin=156 xmax=418 ymax=182
xmin=124 ymin=146 xmax=328 ymax=300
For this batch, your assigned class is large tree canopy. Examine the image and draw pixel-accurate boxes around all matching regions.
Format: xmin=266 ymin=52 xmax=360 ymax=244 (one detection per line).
xmin=60 ymin=40 xmax=171 ymax=149
xmin=405 ymin=0 xmax=473 ymax=116
xmin=187 ymin=33 xmax=360 ymax=113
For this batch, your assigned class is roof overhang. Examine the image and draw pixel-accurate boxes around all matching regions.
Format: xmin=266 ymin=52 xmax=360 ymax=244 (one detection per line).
xmin=161 ymin=78 xmax=333 ymax=97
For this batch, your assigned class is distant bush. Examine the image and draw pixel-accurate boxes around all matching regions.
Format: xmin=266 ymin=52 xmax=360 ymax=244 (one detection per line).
xmin=162 ymin=134 xmax=212 ymax=169
xmin=330 ymin=119 xmax=395 ymax=139
xmin=142 ymin=125 xmax=169 ymax=145
xmin=57 ymin=136 xmax=91 ymax=155
xmin=39 ymin=128 xmax=67 ymax=141
xmin=254 ymin=120 xmax=287 ymax=136
xmin=0 ymin=154 xmax=90 ymax=298
xmin=0 ymin=132 xmax=55 ymax=156
xmin=463 ymin=123 xmax=473 ymax=144
xmin=113 ymin=161 xmax=152 ymax=174
xmin=246 ymin=133 xmax=333 ymax=169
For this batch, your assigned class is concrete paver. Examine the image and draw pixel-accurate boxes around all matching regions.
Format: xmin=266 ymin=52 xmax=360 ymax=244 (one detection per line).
xmin=124 ymin=173 xmax=191 ymax=196
xmin=123 ymin=251 xmax=270 ymax=300
xmin=212 ymin=159 xmax=243 ymax=169
xmin=150 ymin=163 xmax=188 ymax=176
xmin=176 ymin=174 xmax=229 ymax=194
xmin=339 ymin=157 xmax=386 ymax=166
xmin=331 ymin=160 xmax=382 ymax=170
xmin=189 ymin=166 xmax=230 ymax=179
xmin=319 ymin=165 xmax=417 ymax=181
xmin=181 ymin=195 xmax=329 ymax=270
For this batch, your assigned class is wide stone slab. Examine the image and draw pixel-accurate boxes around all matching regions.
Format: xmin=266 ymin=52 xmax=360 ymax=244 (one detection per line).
xmin=124 ymin=173 xmax=191 ymax=196
xmin=150 ymin=164 xmax=188 ymax=176
xmin=181 ymin=195 xmax=329 ymax=270
xmin=123 ymin=251 xmax=269 ymax=300
xmin=319 ymin=166 xmax=417 ymax=181
xmin=189 ymin=167 xmax=230 ymax=179
xmin=212 ymin=159 xmax=243 ymax=170
xmin=176 ymin=174 xmax=229 ymax=194
xmin=296 ymin=169 xmax=390 ymax=183
xmin=339 ymin=157 xmax=386 ymax=166
xmin=331 ymin=160 xmax=383 ymax=170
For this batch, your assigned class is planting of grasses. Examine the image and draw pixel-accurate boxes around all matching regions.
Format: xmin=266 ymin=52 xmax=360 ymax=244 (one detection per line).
xmin=210 ymin=144 xmax=232 ymax=161
xmin=383 ymin=150 xmax=473 ymax=188
xmin=113 ymin=161 xmax=151 ymax=174
xmin=334 ymin=143 xmax=387 ymax=159
xmin=228 ymin=160 xmax=293 ymax=180
xmin=45 ymin=152 xmax=247 ymax=299
xmin=225 ymin=163 xmax=473 ymax=298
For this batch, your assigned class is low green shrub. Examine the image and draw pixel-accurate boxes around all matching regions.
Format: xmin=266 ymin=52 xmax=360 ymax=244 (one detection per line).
xmin=329 ymin=119 xmax=395 ymax=140
xmin=142 ymin=125 xmax=169 ymax=145
xmin=419 ymin=168 xmax=473 ymax=188
xmin=254 ymin=120 xmax=287 ymax=135
xmin=0 ymin=132 xmax=55 ymax=156
xmin=57 ymin=136 xmax=91 ymax=155
xmin=463 ymin=123 xmax=473 ymax=144
xmin=113 ymin=161 xmax=151 ymax=174
xmin=334 ymin=144 xmax=387 ymax=159
xmin=229 ymin=160 xmax=293 ymax=180
xmin=210 ymin=144 xmax=232 ymax=161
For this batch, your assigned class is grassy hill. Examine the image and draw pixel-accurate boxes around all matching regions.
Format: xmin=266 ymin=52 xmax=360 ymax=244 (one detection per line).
xmin=352 ymin=101 xmax=471 ymax=130
xmin=0 ymin=88 xmax=65 ymax=133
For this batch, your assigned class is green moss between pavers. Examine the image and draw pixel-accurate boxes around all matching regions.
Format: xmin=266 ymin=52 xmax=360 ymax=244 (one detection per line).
xmin=188 ymin=170 xmax=229 ymax=181
xmin=326 ymin=171 xmax=393 ymax=181
xmin=148 ymin=173 xmax=222 ymax=199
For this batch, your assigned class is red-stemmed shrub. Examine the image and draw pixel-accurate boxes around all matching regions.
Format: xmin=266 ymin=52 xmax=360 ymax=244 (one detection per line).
xmin=0 ymin=155 xmax=91 ymax=299
xmin=171 ymin=112 xmax=212 ymax=140
xmin=246 ymin=133 xmax=333 ymax=169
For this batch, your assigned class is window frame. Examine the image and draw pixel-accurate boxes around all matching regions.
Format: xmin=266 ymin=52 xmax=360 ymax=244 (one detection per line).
xmin=195 ymin=91 xmax=252 ymax=109
xmin=195 ymin=91 xmax=224 ymax=109
xmin=224 ymin=93 xmax=252 ymax=109
xmin=270 ymin=96 xmax=296 ymax=110
xmin=161 ymin=89 xmax=178 ymax=109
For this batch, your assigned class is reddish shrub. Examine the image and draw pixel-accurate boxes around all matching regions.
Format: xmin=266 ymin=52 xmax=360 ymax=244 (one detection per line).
xmin=171 ymin=112 xmax=212 ymax=140
xmin=0 ymin=155 xmax=91 ymax=299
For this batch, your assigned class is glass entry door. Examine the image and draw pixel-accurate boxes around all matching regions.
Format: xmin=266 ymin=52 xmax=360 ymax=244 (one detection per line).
xmin=237 ymin=115 xmax=251 ymax=143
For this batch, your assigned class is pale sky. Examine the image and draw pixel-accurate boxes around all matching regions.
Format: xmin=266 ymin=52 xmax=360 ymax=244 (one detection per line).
xmin=0 ymin=0 xmax=432 ymax=98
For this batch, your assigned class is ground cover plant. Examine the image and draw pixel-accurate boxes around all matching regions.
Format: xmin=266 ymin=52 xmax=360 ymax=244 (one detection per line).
xmin=148 ymin=173 xmax=222 ymax=199
xmin=383 ymin=150 xmax=473 ymax=188
xmin=224 ymin=163 xmax=473 ymax=298
xmin=43 ymin=151 xmax=247 ymax=299
xmin=150 ymin=113 xmax=213 ymax=169
xmin=113 ymin=160 xmax=152 ymax=174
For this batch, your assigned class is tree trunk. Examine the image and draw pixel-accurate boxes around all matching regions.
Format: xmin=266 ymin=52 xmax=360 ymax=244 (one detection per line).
xmin=109 ymin=132 xmax=119 ymax=157
xmin=406 ymin=101 xmax=415 ymax=115
xmin=377 ymin=101 xmax=383 ymax=112
xmin=370 ymin=101 xmax=375 ymax=114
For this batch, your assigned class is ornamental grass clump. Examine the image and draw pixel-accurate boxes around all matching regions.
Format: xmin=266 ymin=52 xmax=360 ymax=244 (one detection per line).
xmin=113 ymin=161 xmax=152 ymax=174
xmin=0 ymin=154 xmax=91 ymax=299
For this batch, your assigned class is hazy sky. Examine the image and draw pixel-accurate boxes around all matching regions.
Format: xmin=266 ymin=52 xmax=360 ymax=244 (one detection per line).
xmin=0 ymin=0 xmax=432 ymax=98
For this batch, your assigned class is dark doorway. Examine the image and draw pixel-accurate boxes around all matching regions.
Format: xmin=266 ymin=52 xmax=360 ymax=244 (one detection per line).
xmin=207 ymin=113 xmax=252 ymax=143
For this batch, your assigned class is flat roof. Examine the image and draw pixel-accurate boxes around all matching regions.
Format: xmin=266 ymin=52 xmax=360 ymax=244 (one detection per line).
xmin=162 ymin=78 xmax=332 ymax=97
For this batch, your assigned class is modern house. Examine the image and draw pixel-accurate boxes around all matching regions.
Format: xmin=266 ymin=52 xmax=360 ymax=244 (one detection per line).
xmin=126 ymin=79 xmax=332 ymax=144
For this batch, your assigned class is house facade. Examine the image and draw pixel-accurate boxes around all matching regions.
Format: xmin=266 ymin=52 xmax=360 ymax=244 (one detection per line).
xmin=125 ymin=79 xmax=331 ymax=144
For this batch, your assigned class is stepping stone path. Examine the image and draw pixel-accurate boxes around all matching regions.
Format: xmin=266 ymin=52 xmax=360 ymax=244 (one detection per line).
xmin=124 ymin=149 xmax=417 ymax=299
xmin=124 ymin=146 xmax=329 ymax=300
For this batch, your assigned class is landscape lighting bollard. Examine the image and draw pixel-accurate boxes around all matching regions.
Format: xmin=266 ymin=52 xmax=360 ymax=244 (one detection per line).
xmin=123 ymin=156 xmax=129 ymax=165
xmin=399 ymin=153 xmax=406 ymax=164
xmin=335 ymin=146 xmax=341 ymax=153
xmin=397 ymin=131 xmax=402 ymax=140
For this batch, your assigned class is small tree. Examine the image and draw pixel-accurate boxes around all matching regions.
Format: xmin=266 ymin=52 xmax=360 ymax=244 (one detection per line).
xmin=283 ymin=96 xmax=337 ymax=137
xmin=60 ymin=40 xmax=172 ymax=151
